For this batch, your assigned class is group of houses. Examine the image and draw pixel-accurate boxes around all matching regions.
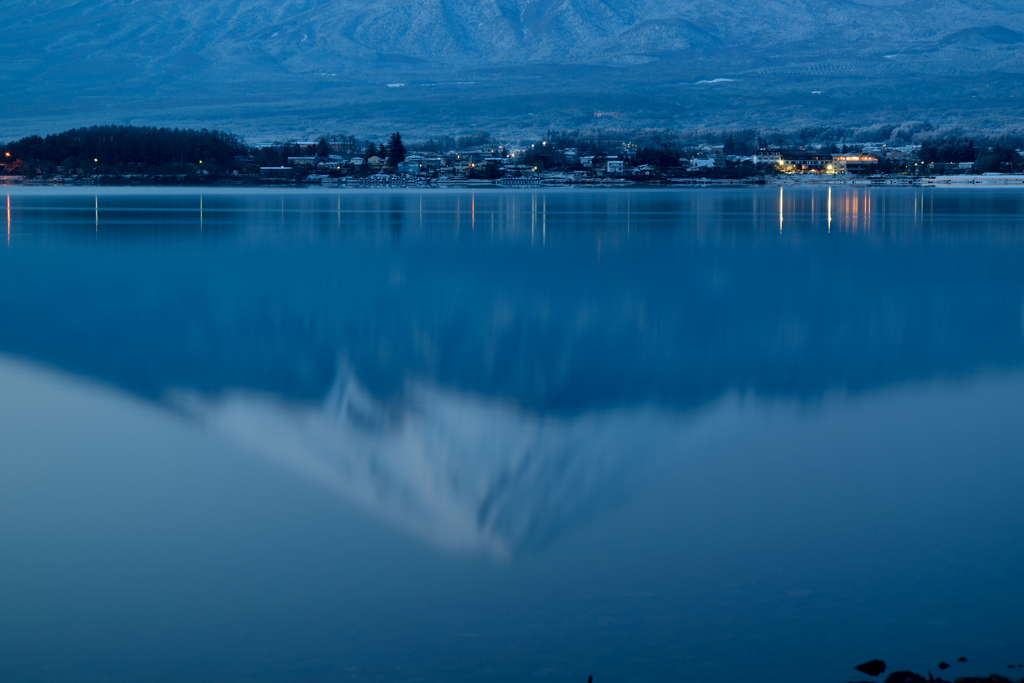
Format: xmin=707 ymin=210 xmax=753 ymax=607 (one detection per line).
xmin=252 ymin=139 xmax=981 ymax=181
xmin=259 ymin=146 xmax=891 ymax=179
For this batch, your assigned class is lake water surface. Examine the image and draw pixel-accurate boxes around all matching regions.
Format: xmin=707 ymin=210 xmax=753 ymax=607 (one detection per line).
xmin=1 ymin=187 xmax=1023 ymax=682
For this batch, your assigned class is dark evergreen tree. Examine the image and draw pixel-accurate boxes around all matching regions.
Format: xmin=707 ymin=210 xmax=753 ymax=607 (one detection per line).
xmin=389 ymin=132 xmax=406 ymax=165
xmin=315 ymin=137 xmax=330 ymax=159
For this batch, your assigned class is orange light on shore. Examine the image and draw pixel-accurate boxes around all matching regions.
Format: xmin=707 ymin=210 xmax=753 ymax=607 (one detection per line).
xmin=4 ymin=152 xmax=10 ymax=157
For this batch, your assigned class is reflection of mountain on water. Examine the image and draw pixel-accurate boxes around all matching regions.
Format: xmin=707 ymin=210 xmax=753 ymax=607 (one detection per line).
xmin=2 ymin=228 xmax=1022 ymax=416
xmin=2 ymin=190 xmax=1024 ymax=553
xmin=178 ymin=369 xmax=677 ymax=556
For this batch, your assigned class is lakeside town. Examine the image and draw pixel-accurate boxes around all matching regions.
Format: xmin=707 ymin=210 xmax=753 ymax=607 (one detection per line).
xmin=3 ymin=125 xmax=1024 ymax=187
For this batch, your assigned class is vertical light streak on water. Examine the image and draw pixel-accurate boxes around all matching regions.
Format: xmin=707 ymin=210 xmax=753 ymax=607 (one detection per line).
xmin=472 ymin=194 xmax=475 ymax=231
xmin=779 ymin=186 xmax=784 ymax=233
xmin=828 ymin=186 xmax=832 ymax=233
xmin=95 ymin=196 xmax=99 ymax=236
xmin=6 ymin=194 xmax=9 ymax=246
xmin=200 ymin=196 xmax=203 ymax=232
xmin=542 ymin=194 xmax=546 ymax=246
xmin=531 ymin=194 xmax=536 ymax=244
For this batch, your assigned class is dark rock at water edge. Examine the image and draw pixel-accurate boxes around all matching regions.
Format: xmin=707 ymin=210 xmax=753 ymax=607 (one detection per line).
xmin=885 ymin=672 xmax=927 ymax=683
xmin=857 ymin=660 xmax=888 ymax=677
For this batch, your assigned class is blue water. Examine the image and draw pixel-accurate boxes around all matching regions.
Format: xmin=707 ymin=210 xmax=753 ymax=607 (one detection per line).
xmin=0 ymin=187 xmax=1022 ymax=683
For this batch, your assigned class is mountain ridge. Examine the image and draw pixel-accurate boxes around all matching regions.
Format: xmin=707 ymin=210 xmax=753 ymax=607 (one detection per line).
xmin=3 ymin=0 xmax=1024 ymax=138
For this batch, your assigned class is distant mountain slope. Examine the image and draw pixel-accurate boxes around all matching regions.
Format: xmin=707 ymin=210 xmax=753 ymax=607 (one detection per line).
xmin=2 ymin=0 xmax=1024 ymax=137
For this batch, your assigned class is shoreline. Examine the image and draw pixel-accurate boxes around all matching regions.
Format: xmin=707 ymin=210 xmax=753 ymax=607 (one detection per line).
xmin=3 ymin=174 xmax=1024 ymax=193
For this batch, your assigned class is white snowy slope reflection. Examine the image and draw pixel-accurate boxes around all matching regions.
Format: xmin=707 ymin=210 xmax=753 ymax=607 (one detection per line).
xmin=178 ymin=368 xmax=677 ymax=558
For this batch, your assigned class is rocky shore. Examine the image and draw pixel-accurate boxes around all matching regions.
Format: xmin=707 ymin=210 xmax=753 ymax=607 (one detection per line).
xmin=852 ymin=658 xmax=1024 ymax=683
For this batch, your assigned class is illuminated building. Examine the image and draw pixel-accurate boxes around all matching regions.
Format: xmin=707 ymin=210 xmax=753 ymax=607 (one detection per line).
xmin=831 ymin=154 xmax=879 ymax=174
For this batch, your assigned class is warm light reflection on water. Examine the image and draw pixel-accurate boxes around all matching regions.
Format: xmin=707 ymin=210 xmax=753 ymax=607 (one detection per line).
xmin=5 ymin=187 xmax=1024 ymax=246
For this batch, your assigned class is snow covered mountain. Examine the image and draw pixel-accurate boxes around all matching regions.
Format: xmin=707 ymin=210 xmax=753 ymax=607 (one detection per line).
xmin=2 ymin=0 xmax=1024 ymax=137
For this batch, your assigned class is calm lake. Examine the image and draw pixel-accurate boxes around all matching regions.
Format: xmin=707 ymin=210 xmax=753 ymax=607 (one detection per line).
xmin=1 ymin=187 xmax=1022 ymax=683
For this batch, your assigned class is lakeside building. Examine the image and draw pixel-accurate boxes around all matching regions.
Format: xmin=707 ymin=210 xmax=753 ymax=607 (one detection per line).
xmin=778 ymin=150 xmax=833 ymax=173
xmin=414 ymin=156 xmax=444 ymax=170
xmin=632 ymin=164 xmax=656 ymax=177
xmin=753 ymin=148 xmax=879 ymax=174
xmin=831 ymin=154 xmax=879 ymax=174
xmin=397 ymin=160 xmax=424 ymax=175
xmin=921 ymin=161 xmax=975 ymax=175
xmin=753 ymin=150 xmax=783 ymax=165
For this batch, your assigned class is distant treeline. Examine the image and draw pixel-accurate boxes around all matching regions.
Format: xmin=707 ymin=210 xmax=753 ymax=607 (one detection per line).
xmin=534 ymin=123 xmax=1024 ymax=167
xmin=919 ymin=137 xmax=977 ymax=164
xmin=916 ymin=136 xmax=1021 ymax=171
xmin=677 ymin=122 xmax=1024 ymax=149
xmin=3 ymin=125 xmax=247 ymax=169
xmin=411 ymin=132 xmax=494 ymax=154
xmin=5 ymin=123 xmax=1024 ymax=179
